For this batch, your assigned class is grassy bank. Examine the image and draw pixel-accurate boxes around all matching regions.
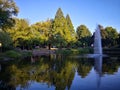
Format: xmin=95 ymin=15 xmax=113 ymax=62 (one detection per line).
xmin=55 ymin=48 xmax=93 ymax=55
xmin=0 ymin=48 xmax=93 ymax=61
xmin=0 ymin=50 xmax=32 ymax=61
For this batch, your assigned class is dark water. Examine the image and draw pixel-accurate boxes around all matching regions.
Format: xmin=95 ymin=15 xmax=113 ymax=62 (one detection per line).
xmin=0 ymin=54 xmax=120 ymax=90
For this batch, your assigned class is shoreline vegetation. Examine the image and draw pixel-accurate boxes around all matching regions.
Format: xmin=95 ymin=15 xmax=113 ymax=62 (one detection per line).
xmin=0 ymin=47 xmax=120 ymax=61
xmin=0 ymin=49 xmax=32 ymax=61
xmin=0 ymin=47 xmax=93 ymax=61
xmin=0 ymin=0 xmax=120 ymax=62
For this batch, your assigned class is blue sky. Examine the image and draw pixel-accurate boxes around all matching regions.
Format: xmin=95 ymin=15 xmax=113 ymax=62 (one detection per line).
xmin=14 ymin=0 xmax=120 ymax=33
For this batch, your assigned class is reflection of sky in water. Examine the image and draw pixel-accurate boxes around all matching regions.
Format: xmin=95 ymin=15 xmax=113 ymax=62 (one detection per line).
xmin=71 ymin=68 xmax=98 ymax=90
xmin=70 ymin=56 xmax=120 ymax=90
xmin=16 ymin=67 xmax=120 ymax=90
xmin=70 ymin=68 xmax=120 ymax=90
xmin=100 ymin=68 xmax=120 ymax=90
xmin=1 ymin=55 xmax=120 ymax=90
xmin=17 ymin=81 xmax=55 ymax=90
xmin=17 ymin=67 xmax=120 ymax=90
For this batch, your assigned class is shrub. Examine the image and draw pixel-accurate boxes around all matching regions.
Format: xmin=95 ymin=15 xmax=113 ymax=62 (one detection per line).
xmin=5 ymin=50 xmax=22 ymax=58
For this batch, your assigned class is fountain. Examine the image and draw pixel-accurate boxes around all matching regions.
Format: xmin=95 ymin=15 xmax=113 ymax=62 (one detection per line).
xmin=94 ymin=26 xmax=103 ymax=87
xmin=73 ymin=25 xmax=103 ymax=58
xmin=94 ymin=25 xmax=102 ymax=55
xmin=83 ymin=25 xmax=103 ymax=58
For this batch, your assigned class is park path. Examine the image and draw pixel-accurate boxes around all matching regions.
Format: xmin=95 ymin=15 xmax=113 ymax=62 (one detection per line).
xmin=32 ymin=48 xmax=56 ymax=56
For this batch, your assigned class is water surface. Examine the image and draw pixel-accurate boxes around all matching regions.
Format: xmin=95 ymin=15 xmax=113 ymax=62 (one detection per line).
xmin=0 ymin=54 xmax=120 ymax=90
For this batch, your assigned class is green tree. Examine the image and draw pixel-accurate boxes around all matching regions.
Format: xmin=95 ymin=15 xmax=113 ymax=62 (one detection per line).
xmin=105 ymin=27 xmax=118 ymax=39
xmin=31 ymin=19 xmax=53 ymax=48
xmin=53 ymin=8 xmax=75 ymax=48
xmin=53 ymin=8 xmax=68 ymax=48
xmin=7 ymin=18 xmax=32 ymax=49
xmin=76 ymin=25 xmax=92 ymax=47
xmin=0 ymin=30 xmax=13 ymax=51
xmin=104 ymin=26 xmax=118 ymax=47
xmin=76 ymin=25 xmax=91 ymax=39
xmin=66 ymin=14 xmax=76 ymax=47
xmin=97 ymin=25 xmax=119 ymax=47
xmin=0 ymin=0 xmax=19 ymax=30
xmin=99 ymin=25 xmax=119 ymax=47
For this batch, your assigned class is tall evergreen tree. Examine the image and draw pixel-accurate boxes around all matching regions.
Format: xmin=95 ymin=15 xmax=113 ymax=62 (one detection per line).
xmin=53 ymin=8 xmax=71 ymax=47
xmin=66 ymin=14 xmax=76 ymax=43
xmin=66 ymin=14 xmax=74 ymax=33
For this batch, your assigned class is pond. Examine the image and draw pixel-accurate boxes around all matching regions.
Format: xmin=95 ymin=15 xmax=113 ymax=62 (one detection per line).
xmin=0 ymin=54 xmax=120 ymax=90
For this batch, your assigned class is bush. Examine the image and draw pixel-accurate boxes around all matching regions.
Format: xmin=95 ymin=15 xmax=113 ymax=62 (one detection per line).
xmin=5 ymin=50 xmax=22 ymax=58
xmin=0 ymin=31 xmax=13 ymax=51
xmin=21 ymin=51 xmax=32 ymax=57
xmin=55 ymin=48 xmax=93 ymax=55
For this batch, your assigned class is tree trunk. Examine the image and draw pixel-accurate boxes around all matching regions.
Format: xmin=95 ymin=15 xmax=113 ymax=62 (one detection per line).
xmin=48 ymin=43 xmax=51 ymax=50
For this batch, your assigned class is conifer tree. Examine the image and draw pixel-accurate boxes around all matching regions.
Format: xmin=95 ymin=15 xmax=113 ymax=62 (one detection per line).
xmin=53 ymin=8 xmax=69 ymax=47
xmin=66 ymin=14 xmax=74 ymax=34
xmin=66 ymin=14 xmax=76 ymax=43
xmin=53 ymin=8 xmax=75 ymax=47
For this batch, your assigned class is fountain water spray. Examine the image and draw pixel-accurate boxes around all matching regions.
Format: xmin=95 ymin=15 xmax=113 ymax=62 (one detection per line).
xmin=94 ymin=25 xmax=102 ymax=54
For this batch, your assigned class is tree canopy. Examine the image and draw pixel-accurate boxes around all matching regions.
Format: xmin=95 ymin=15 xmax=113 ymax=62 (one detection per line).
xmin=0 ymin=0 xmax=19 ymax=30
xmin=31 ymin=19 xmax=53 ymax=46
xmin=105 ymin=27 xmax=118 ymax=39
xmin=0 ymin=4 xmax=120 ymax=50
xmin=76 ymin=25 xmax=91 ymax=39
xmin=76 ymin=25 xmax=92 ymax=47
xmin=53 ymin=8 xmax=76 ymax=48
xmin=99 ymin=25 xmax=119 ymax=47
xmin=66 ymin=14 xmax=76 ymax=43
xmin=6 ymin=18 xmax=32 ymax=49
xmin=0 ymin=30 xmax=12 ymax=49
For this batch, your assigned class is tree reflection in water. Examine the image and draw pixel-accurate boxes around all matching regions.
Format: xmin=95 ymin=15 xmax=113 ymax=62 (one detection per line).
xmin=0 ymin=54 xmax=120 ymax=90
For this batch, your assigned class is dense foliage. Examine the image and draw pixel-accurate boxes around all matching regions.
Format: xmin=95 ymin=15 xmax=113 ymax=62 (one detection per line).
xmin=53 ymin=8 xmax=76 ymax=48
xmin=0 ymin=30 xmax=13 ymax=50
xmin=100 ymin=25 xmax=119 ymax=47
xmin=7 ymin=19 xmax=32 ymax=49
xmin=0 ymin=0 xmax=19 ymax=30
xmin=76 ymin=25 xmax=92 ymax=47
xmin=0 ymin=0 xmax=119 ymax=50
